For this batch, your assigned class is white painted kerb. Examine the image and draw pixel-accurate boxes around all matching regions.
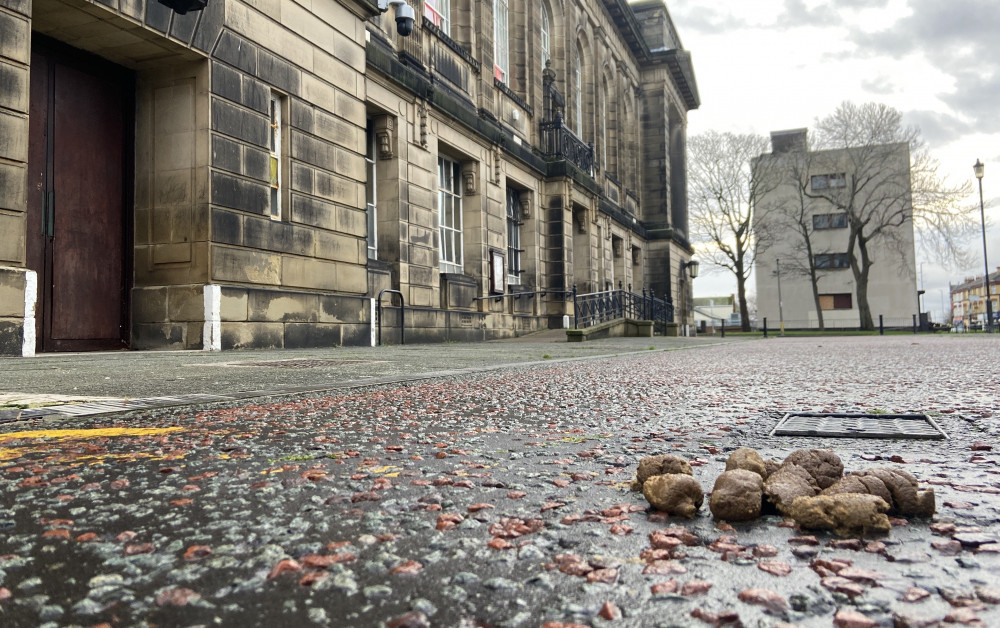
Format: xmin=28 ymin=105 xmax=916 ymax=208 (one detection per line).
xmin=23 ymin=270 xmax=37 ymax=357
xmin=203 ymin=284 xmax=221 ymax=351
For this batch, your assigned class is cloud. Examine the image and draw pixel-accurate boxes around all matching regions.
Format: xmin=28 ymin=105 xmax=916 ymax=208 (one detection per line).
xmin=778 ymin=0 xmax=844 ymax=28
xmin=903 ymin=110 xmax=974 ymax=146
xmin=861 ymin=75 xmax=896 ymax=95
xmin=665 ymin=5 xmax=752 ymax=34
xmin=845 ymin=0 xmax=1000 ymax=133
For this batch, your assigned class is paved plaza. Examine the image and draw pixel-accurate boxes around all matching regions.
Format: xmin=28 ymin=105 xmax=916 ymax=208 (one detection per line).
xmin=0 ymin=334 xmax=998 ymax=627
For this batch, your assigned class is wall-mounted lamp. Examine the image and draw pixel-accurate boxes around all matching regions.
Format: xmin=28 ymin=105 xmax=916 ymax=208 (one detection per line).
xmin=157 ymin=0 xmax=207 ymax=14
xmin=684 ymin=260 xmax=700 ymax=279
xmin=377 ymin=0 xmax=416 ymax=36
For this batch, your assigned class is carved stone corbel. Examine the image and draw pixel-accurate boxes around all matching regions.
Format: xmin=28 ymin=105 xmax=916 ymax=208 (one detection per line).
xmin=461 ymin=162 xmax=478 ymax=196
xmin=519 ymin=192 xmax=531 ymax=220
xmin=417 ymin=101 xmax=429 ymax=148
xmin=492 ymin=145 xmax=502 ymax=184
xmin=373 ymin=115 xmax=395 ymax=160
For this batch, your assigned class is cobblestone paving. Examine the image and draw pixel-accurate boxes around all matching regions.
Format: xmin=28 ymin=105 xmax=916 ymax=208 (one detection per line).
xmin=0 ymin=335 xmax=998 ymax=627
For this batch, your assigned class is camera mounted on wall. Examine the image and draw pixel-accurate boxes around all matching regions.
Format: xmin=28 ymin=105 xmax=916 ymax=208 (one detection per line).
xmin=377 ymin=0 xmax=416 ymax=37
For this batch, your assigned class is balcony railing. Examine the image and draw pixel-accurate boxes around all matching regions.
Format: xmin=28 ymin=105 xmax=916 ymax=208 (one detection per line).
xmin=540 ymin=113 xmax=595 ymax=176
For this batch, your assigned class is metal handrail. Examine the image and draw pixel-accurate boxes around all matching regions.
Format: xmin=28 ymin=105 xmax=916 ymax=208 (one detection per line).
xmin=471 ymin=289 xmax=572 ymax=303
xmin=572 ymin=283 xmax=674 ymax=331
xmin=376 ymin=289 xmax=405 ymax=346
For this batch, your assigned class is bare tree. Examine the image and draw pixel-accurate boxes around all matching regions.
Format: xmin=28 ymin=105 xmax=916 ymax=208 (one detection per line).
xmin=688 ymin=131 xmax=784 ymax=331
xmin=807 ymin=102 xmax=976 ymax=330
xmin=778 ymin=151 xmax=837 ymax=330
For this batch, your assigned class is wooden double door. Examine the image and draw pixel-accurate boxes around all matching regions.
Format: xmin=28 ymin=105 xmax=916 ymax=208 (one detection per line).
xmin=27 ymin=39 xmax=133 ymax=352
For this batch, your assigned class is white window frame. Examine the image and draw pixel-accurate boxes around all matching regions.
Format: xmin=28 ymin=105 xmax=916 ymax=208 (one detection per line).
xmin=506 ymin=188 xmax=522 ymax=285
xmin=494 ymin=0 xmax=509 ymax=83
xmin=574 ymin=45 xmax=583 ymax=136
xmin=365 ymin=119 xmax=378 ymax=260
xmin=425 ymin=0 xmax=450 ymax=35
xmin=600 ymin=82 xmax=608 ymax=170
xmin=268 ymin=91 xmax=285 ymax=220
xmin=438 ymin=156 xmax=463 ymax=274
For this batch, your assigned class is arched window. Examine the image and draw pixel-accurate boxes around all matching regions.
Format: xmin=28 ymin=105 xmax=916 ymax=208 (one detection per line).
xmin=600 ymin=79 xmax=608 ymax=170
xmin=574 ymin=43 xmax=583 ymax=136
xmin=540 ymin=5 xmax=550 ymax=68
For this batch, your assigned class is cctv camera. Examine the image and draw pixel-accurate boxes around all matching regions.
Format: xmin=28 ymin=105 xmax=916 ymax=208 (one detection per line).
xmin=395 ymin=3 xmax=414 ymax=37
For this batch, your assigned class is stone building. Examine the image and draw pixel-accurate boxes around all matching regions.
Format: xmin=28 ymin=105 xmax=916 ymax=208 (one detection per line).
xmin=754 ymin=129 xmax=918 ymax=329
xmin=0 ymin=0 xmax=698 ymax=355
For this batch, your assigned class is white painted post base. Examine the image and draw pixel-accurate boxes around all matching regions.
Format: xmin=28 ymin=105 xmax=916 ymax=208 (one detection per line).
xmin=202 ymin=284 xmax=221 ymax=351
xmin=22 ymin=270 xmax=37 ymax=357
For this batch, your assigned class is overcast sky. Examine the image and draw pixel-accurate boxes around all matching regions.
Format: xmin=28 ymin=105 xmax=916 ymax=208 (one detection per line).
xmin=663 ymin=0 xmax=1000 ymax=322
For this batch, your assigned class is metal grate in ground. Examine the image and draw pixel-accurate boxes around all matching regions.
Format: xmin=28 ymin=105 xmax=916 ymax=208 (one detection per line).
xmin=234 ymin=359 xmax=371 ymax=369
xmin=770 ymin=412 xmax=947 ymax=440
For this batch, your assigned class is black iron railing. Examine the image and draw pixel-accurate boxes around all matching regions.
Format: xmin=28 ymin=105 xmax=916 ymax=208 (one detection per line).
xmin=540 ymin=113 xmax=595 ymax=176
xmin=573 ymin=283 xmax=674 ymax=331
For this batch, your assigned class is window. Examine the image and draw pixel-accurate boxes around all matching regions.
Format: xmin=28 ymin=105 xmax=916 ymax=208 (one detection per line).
xmin=365 ymin=120 xmax=377 ymax=260
xmin=506 ymin=189 xmax=522 ymax=284
xmin=811 ymin=173 xmax=846 ymax=190
xmin=540 ymin=5 xmax=550 ymax=68
xmin=438 ymin=156 xmax=463 ymax=273
xmin=268 ymin=92 xmax=285 ymax=220
xmin=813 ymin=212 xmax=848 ymax=230
xmin=600 ymin=81 xmax=608 ymax=170
xmin=574 ymin=44 xmax=583 ymax=136
xmin=814 ymin=253 xmax=850 ymax=269
xmin=494 ymin=0 xmax=509 ymax=83
xmin=819 ymin=293 xmax=853 ymax=310
xmin=425 ymin=0 xmax=449 ymax=35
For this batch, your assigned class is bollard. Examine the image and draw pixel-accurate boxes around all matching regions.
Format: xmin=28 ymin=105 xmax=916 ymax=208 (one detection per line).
xmin=763 ymin=317 xmax=768 ymax=338
xmin=879 ymin=314 xmax=884 ymax=336
xmin=720 ymin=319 xmax=725 ymax=338
xmin=912 ymin=314 xmax=918 ymax=334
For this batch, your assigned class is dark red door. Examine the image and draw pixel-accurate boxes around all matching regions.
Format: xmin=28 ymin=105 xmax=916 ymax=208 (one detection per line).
xmin=27 ymin=41 xmax=132 ymax=352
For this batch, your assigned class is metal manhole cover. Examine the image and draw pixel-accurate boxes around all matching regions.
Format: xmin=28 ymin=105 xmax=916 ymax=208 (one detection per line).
xmin=771 ymin=413 xmax=947 ymax=440
xmin=238 ymin=359 xmax=370 ymax=369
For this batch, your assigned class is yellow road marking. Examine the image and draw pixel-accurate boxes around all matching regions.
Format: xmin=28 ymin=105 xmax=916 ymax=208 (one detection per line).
xmin=0 ymin=427 xmax=184 ymax=441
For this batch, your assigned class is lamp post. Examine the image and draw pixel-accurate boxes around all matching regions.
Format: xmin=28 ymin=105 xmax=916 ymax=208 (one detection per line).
xmin=974 ymin=160 xmax=993 ymax=333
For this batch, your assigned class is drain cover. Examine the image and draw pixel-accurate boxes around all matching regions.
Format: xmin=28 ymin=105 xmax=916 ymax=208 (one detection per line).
xmin=771 ymin=413 xmax=947 ymax=440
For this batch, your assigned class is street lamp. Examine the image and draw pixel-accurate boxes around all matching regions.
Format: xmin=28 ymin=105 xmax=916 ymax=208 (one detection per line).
xmin=974 ymin=159 xmax=993 ymax=333
xmin=685 ymin=260 xmax=700 ymax=278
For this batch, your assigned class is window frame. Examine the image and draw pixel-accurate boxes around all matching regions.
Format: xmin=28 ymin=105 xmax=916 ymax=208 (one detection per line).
xmin=810 ymin=173 xmax=847 ymax=190
xmin=267 ymin=91 xmax=286 ymax=221
xmin=814 ymin=253 xmax=851 ymax=269
xmin=506 ymin=188 xmax=522 ymax=285
xmin=540 ymin=5 xmax=550 ymax=68
xmin=573 ymin=44 xmax=583 ymax=136
xmin=812 ymin=212 xmax=848 ymax=230
xmin=493 ymin=0 xmax=509 ymax=83
xmin=365 ymin=119 xmax=378 ymax=260
xmin=425 ymin=0 xmax=450 ymax=35
xmin=819 ymin=293 xmax=853 ymax=310
xmin=438 ymin=156 xmax=463 ymax=274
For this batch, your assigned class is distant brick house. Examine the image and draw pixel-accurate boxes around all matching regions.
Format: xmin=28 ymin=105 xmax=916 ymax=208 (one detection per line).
xmin=950 ymin=269 xmax=1000 ymax=329
xmin=0 ymin=0 xmax=698 ymax=355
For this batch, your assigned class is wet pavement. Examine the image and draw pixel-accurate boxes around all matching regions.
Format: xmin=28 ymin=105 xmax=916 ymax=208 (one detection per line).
xmin=0 ymin=334 xmax=998 ymax=627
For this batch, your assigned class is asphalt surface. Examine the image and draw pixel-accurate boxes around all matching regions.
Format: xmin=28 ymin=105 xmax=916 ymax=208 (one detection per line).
xmin=0 ymin=333 xmax=998 ymax=627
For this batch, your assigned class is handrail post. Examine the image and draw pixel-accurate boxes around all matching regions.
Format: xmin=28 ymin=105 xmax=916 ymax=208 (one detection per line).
xmin=376 ymin=289 xmax=405 ymax=346
xmin=572 ymin=284 xmax=579 ymax=329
